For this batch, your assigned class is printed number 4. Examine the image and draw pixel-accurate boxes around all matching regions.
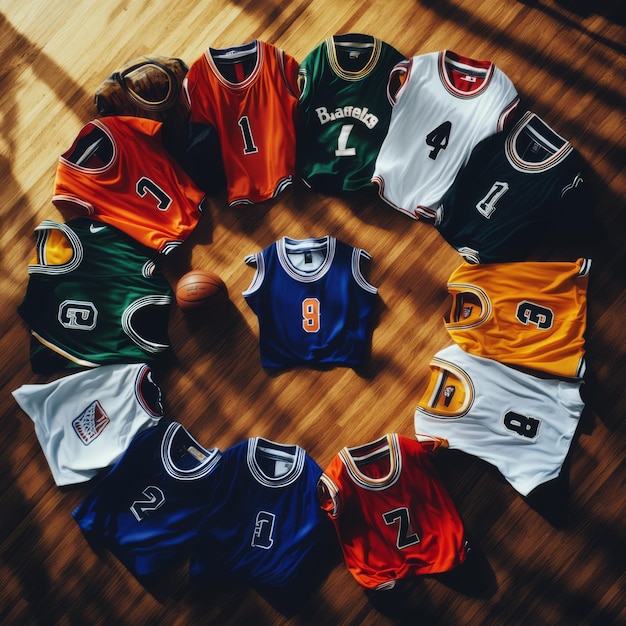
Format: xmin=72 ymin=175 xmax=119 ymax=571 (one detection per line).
xmin=425 ymin=121 xmax=452 ymax=160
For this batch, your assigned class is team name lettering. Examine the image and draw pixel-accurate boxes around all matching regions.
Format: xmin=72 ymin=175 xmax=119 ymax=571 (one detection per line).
xmin=315 ymin=106 xmax=379 ymax=129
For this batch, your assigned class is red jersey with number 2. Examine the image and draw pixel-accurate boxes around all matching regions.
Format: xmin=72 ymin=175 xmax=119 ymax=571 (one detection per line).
xmin=318 ymin=433 xmax=467 ymax=590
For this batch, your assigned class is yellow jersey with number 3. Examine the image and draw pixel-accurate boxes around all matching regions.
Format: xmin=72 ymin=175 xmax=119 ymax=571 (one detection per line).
xmin=444 ymin=258 xmax=591 ymax=379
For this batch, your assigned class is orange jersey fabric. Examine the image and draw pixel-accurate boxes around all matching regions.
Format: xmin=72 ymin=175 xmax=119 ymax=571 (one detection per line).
xmin=319 ymin=434 xmax=466 ymax=590
xmin=53 ymin=116 xmax=206 ymax=255
xmin=444 ymin=258 xmax=591 ymax=379
xmin=184 ymin=40 xmax=299 ymax=206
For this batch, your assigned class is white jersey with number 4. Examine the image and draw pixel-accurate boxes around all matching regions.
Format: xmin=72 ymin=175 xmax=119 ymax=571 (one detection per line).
xmin=413 ymin=344 xmax=584 ymax=496
xmin=373 ymin=50 xmax=519 ymax=221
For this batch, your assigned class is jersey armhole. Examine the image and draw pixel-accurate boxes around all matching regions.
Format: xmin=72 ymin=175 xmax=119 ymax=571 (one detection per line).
xmin=387 ymin=60 xmax=410 ymax=105
xmin=352 ymin=249 xmax=378 ymax=294
xmin=278 ymin=48 xmax=300 ymax=99
xmin=296 ymin=68 xmax=308 ymax=101
xmin=498 ymin=96 xmax=521 ymax=131
xmin=51 ymin=195 xmax=95 ymax=217
xmin=317 ymin=474 xmax=340 ymax=517
xmin=242 ymin=252 xmax=264 ymax=295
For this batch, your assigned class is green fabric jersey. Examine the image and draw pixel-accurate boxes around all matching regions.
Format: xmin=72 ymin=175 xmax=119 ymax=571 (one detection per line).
xmin=18 ymin=219 xmax=173 ymax=373
xmin=296 ymin=33 xmax=405 ymax=193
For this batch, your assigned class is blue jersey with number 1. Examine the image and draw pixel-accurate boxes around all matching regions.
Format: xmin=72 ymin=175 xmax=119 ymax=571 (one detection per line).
xmin=190 ymin=437 xmax=329 ymax=590
xmin=242 ymin=236 xmax=378 ymax=369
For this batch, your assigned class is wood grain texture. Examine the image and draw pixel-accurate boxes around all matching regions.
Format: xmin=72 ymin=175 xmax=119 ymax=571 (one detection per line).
xmin=1 ymin=0 xmax=624 ymax=624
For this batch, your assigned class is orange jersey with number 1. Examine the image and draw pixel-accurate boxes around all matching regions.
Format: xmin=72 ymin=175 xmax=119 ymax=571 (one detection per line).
xmin=184 ymin=40 xmax=299 ymax=206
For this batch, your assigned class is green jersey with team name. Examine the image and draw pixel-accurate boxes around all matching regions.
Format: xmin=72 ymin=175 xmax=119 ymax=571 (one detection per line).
xmin=296 ymin=33 xmax=405 ymax=193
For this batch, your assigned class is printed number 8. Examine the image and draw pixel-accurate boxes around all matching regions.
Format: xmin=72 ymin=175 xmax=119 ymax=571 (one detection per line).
xmin=302 ymin=297 xmax=321 ymax=333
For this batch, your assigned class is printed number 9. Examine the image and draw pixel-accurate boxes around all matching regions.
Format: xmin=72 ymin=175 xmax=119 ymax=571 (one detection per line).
xmin=302 ymin=297 xmax=321 ymax=333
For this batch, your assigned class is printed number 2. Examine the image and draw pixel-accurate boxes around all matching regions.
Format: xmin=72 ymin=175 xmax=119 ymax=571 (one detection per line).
xmin=302 ymin=297 xmax=320 ymax=333
xmin=425 ymin=121 xmax=452 ymax=160
xmin=130 ymin=486 xmax=165 ymax=521
xmin=383 ymin=507 xmax=421 ymax=549
xmin=238 ymin=116 xmax=259 ymax=154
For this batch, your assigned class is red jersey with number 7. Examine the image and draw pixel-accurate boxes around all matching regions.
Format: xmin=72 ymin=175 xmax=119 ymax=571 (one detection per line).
xmin=184 ymin=40 xmax=299 ymax=206
xmin=52 ymin=116 xmax=206 ymax=255
xmin=318 ymin=433 xmax=467 ymax=590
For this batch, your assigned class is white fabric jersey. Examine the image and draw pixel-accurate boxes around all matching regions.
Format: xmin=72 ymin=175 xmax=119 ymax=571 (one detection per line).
xmin=413 ymin=344 xmax=584 ymax=496
xmin=372 ymin=50 xmax=519 ymax=220
xmin=12 ymin=363 xmax=163 ymax=486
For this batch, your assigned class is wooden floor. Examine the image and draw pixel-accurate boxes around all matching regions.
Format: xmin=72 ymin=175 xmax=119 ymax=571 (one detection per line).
xmin=1 ymin=0 xmax=625 ymax=624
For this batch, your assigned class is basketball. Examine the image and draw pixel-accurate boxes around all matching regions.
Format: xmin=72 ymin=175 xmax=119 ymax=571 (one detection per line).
xmin=175 ymin=270 xmax=228 ymax=311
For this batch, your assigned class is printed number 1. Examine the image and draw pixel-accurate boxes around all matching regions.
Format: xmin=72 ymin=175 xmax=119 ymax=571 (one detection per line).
xmin=335 ymin=124 xmax=356 ymax=157
xmin=302 ymin=298 xmax=320 ymax=333
xmin=476 ymin=181 xmax=509 ymax=218
xmin=238 ymin=116 xmax=259 ymax=154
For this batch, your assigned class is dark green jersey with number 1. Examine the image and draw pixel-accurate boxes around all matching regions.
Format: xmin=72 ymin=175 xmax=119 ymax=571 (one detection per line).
xmin=296 ymin=34 xmax=405 ymax=194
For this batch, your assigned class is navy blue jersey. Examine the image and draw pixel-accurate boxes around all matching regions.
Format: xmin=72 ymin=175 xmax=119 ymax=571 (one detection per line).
xmin=72 ymin=421 xmax=221 ymax=584
xmin=435 ymin=111 xmax=589 ymax=264
xmin=242 ymin=236 xmax=378 ymax=368
xmin=190 ymin=438 xmax=330 ymax=590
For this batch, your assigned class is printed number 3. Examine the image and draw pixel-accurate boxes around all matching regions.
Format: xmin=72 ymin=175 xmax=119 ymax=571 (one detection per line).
xmin=302 ymin=297 xmax=320 ymax=333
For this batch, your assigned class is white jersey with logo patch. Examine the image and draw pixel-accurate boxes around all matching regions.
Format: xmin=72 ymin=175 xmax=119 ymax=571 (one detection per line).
xmin=413 ymin=344 xmax=585 ymax=496
xmin=12 ymin=363 xmax=163 ymax=486
xmin=372 ymin=50 xmax=519 ymax=220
